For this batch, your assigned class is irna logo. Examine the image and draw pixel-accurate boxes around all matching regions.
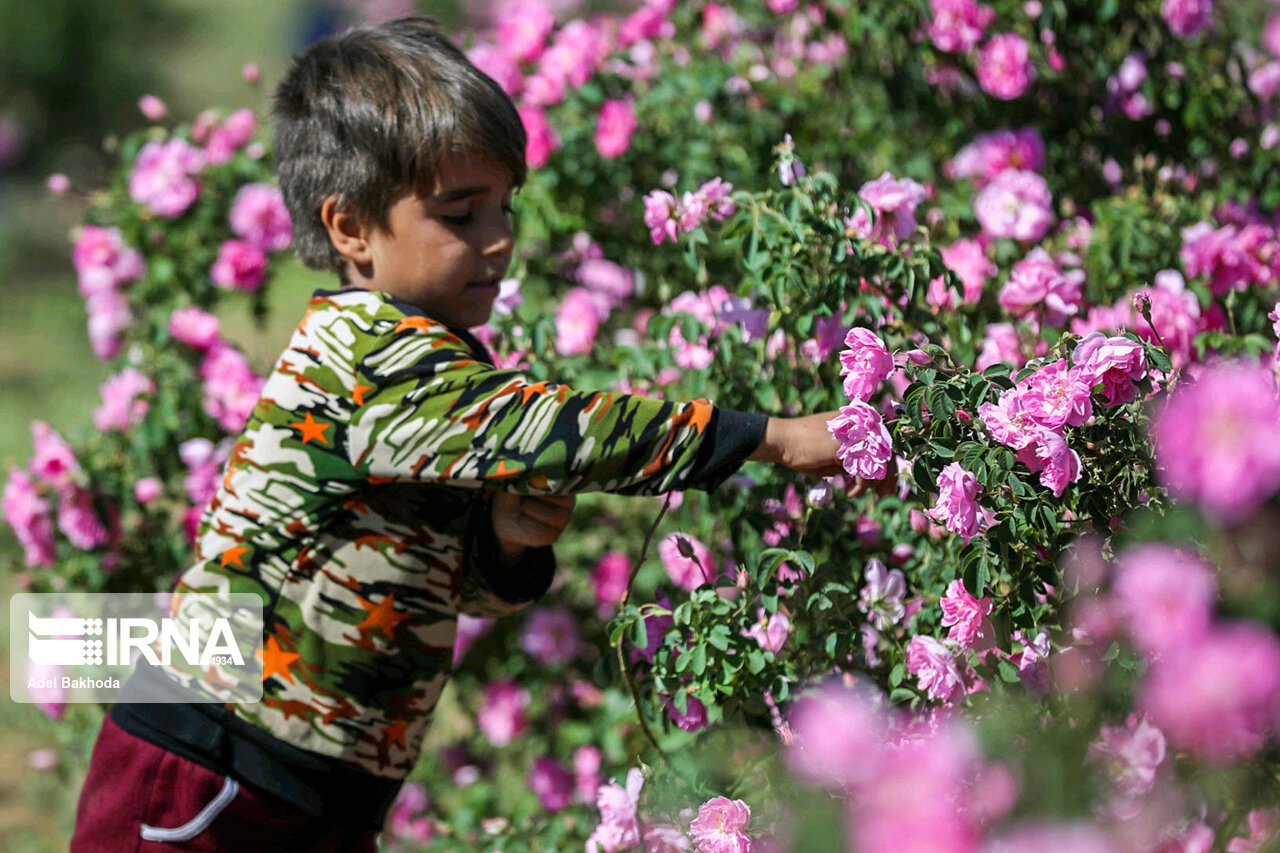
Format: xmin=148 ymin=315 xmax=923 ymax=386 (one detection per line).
xmin=27 ymin=611 xmax=246 ymax=668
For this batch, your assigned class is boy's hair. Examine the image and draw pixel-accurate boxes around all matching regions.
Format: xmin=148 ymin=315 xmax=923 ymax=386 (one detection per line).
xmin=271 ymin=16 xmax=528 ymax=276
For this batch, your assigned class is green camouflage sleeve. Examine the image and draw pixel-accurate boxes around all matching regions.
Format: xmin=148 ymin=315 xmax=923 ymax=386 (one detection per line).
xmin=345 ymin=310 xmax=757 ymax=497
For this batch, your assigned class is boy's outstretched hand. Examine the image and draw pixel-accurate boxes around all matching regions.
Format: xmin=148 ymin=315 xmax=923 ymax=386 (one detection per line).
xmin=492 ymin=492 xmax=576 ymax=567
xmin=747 ymin=412 xmax=896 ymax=497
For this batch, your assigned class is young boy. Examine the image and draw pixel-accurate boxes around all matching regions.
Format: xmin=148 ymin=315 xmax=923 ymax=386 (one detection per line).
xmin=70 ymin=16 xmax=851 ymax=851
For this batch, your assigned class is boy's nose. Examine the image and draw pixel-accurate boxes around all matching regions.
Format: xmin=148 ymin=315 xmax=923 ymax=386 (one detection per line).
xmin=480 ymin=210 xmax=514 ymax=261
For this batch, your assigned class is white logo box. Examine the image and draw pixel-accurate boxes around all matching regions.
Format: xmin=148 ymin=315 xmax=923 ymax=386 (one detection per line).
xmin=11 ymin=592 xmax=265 ymax=705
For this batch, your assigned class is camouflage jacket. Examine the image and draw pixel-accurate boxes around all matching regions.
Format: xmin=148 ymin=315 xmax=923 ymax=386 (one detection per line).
xmin=169 ymin=287 xmax=766 ymax=778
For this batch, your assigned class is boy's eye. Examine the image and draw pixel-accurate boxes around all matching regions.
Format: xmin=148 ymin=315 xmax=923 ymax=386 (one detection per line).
xmin=441 ymin=212 xmax=475 ymax=226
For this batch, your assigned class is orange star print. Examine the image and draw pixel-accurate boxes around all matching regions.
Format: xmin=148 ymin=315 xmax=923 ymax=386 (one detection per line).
xmin=290 ymin=412 xmax=332 ymax=445
xmin=258 ymin=635 xmax=301 ymax=684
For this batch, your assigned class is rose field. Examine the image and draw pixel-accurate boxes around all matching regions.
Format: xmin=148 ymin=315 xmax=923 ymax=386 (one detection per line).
xmin=4 ymin=0 xmax=1280 ymax=850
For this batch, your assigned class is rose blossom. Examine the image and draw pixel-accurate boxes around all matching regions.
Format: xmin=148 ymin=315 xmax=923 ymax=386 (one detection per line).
xmin=974 ymin=169 xmax=1054 ymax=241
xmin=592 ymin=551 xmax=631 ymax=614
xmin=644 ymin=824 xmax=691 ymax=853
xmin=1161 ymin=0 xmax=1213 ymax=37
xmin=999 ymin=248 xmax=1083 ymax=326
xmin=133 ymin=477 xmax=164 ymax=504
xmin=926 ymin=0 xmax=995 ymax=53
xmin=2 ymin=468 xmax=56 ymax=567
xmin=168 ymin=306 xmax=222 ymax=351
xmin=838 ymin=327 xmax=895 ymax=401
xmin=72 ymin=225 xmax=144 ymax=296
xmin=529 ymin=756 xmax=574 ymax=811
xmin=387 ymin=783 xmax=433 ymax=843
xmin=554 ymin=287 xmax=603 ymax=356
xmin=977 ymin=33 xmax=1035 ymax=100
xmin=827 ymin=401 xmax=893 ymax=480
xmin=1138 ymin=621 xmax=1280 ymax=762
xmin=1227 ymin=809 xmax=1280 ymax=853
xmin=129 ymin=138 xmax=205 ymax=217
xmin=496 ymin=0 xmax=555 ymax=63
xmin=928 ymin=463 xmax=983 ymax=544
xmin=666 ymin=692 xmax=708 ymax=732
xmin=976 ymin=322 xmax=1024 ymax=372
xmin=658 ymin=532 xmax=715 ymax=591
xmin=1151 ymin=360 xmax=1280 ymax=523
xmin=86 ymin=291 xmax=131 ymax=360
xmin=228 ymin=183 xmax=292 ymax=253
xmin=1019 ymin=359 xmax=1093 ymax=430
xmin=476 ymin=680 xmax=529 ymax=747
xmin=29 ymin=422 xmax=78 ymax=486
xmin=858 ymin=558 xmax=907 ymax=629
xmin=939 ymin=579 xmax=995 ymax=650
xmin=928 ymin=238 xmax=996 ymax=308
xmin=847 ymin=172 xmax=927 ymax=246
xmin=1112 ymin=544 xmax=1216 ymax=658
xmin=468 ymin=43 xmax=522 ymax=96
xmin=690 ymin=797 xmax=752 ymax=853
xmin=594 ymin=100 xmax=637 ymax=159
xmin=58 ymin=485 xmax=111 ymax=550
xmin=978 ymin=387 xmax=1040 ymax=450
xmin=948 ymin=127 xmax=1045 ymax=187
xmin=744 ymin=608 xmax=790 ymax=654
xmin=1073 ymin=332 xmax=1145 ymax=406
xmin=587 ymin=768 xmax=643 ymax=853
xmin=1017 ymin=428 xmax=1082 ymax=497
xmin=907 ymin=635 xmax=966 ymax=703
xmin=1088 ymin=714 xmax=1166 ymax=819
xmin=518 ymin=106 xmax=560 ymax=170
xmin=210 ymin=239 xmax=267 ymax=291
xmin=520 ymin=607 xmax=580 ymax=666
xmin=93 ymin=367 xmax=154 ymax=432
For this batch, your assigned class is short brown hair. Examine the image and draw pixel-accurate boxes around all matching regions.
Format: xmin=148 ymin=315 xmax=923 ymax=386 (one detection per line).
xmin=271 ymin=16 xmax=527 ymax=275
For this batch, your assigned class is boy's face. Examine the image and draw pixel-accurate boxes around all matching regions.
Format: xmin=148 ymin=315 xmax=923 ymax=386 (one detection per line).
xmin=360 ymin=153 xmax=515 ymax=329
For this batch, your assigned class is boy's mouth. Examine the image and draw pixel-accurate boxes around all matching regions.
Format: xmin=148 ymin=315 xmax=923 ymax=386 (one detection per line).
xmin=468 ymin=276 xmax=501 ymax=292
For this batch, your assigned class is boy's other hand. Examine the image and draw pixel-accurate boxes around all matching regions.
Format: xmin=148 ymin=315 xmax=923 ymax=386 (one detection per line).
xmin=492 ymin=493 xmax=576 ymax=566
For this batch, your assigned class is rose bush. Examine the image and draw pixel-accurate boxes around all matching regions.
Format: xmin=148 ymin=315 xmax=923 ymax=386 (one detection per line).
xmin=7 ymin=0 xmax=1280 ymax=849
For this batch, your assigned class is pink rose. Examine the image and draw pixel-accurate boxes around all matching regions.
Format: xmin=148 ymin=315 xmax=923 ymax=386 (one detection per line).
xmin=1151 ymin=360 xmax=1280 ymax=523
xmin=519 ymin=106 xmax=560 ymax=170
xmin=229 ymin=183 xmax=292 ymax=253
xmin=93 ymin=367 xmax=154 ymax=432
xmin=949 ymin=127 xmax=1045 ymax=187
xmin=907 ymin=635 xmax=966 ymax=703
xmin=587 ymin=768 xmax=643 ymax=853
xmin=1139 ymin=621 xmax=1280 ymax=762
xmin=838 ymin=327 xmax=895 ymax=401
xmin=658 ymin=532 xmax=715 ymax=591
xmin=974 ymin=169 xmax=1054 ymax=241
xmin=999 ymin=248 xmax=1082 ymax=326
xmin=743 ymin=608 xmax=790 ymax=654
xmin=928 ymin=238 xmax=995 ymax=308
xmin=133 ymin=477 xmax=164 ymax=504
xmin=497 ymin=0 xmax=556 ymax=63
xmin=1019 ymin=359 xmax=1093 ymax=430
xmin=594 ymin=100 xmax=637 ymax=160
xmin=529 ymin=756 xmax=574 ymax=812
xmin=975 ymin=322 xmax=1024 ymax=372
xmin=1113 ymin=544 xmax=1216 ymax=660
xmin=977 ymin=33 xmax=1035 ymax=100
xmin=468 ymin=43 xmax=522 ymax=96
xmin=210 ymin=240 xmax=267 ymax=291
xmin=847 ymin=171 xmax=927 ymax=246
xmin=129 ymin=138 xmax=205 ymax=217
xmin=666 ymin=693 xmax=708 ymax=732
xmin=168 ymin=306 xmax=222 ymax=351
xmin=520 ymin=607 xmax=580 ymax=666
xmin=978 ymin=387 xmax=1041 ymax=450
xmin=939 ymin=578 xmax=995 ymax=650
xmin=1072 ymin=332 xmax=1145 ymax=406
xmin=72 ymin=225 xmax=144 ymax=296
xmin=689 ymin=797 xmax=752 ymax=853
xmin=1161 ymin=0 xmax=1214 ymax=37
xmin=554 ymin=287 xmax=603 ymax=356
xmin=476 ymin=680 xmax=529 ymax=747
xmin=86 ymin=291 xmax=131 ymax=360
xmin=29 ymin=422 xmax=78 ymax=486
xmin=58 ymin=485 xmax=111 ymax=550
xmin=928 ymin=463 xmax=984 ymax=545
xmin=2 ymin=468 xmax=56 ymax=567
xmin=592 ymin=551 xmax=631 ymax=615
xmin=827 ymin=401 xmax=893 ymax=480
xmin=858 ymin=558 xmax=907 ymax=629
xmin=926 ymin=0 xmax=996 ymax=53
xmin=1016 ymin=428 xmax=1081 ymax=497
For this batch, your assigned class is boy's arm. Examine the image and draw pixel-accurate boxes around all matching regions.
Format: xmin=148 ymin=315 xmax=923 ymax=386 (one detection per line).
xmin=346 ymin=318 xmax=768 ymax=495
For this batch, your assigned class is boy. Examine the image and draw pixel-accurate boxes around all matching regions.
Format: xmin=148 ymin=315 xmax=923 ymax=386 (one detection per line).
xmin=70 ymin=16 xmax=851 ymax=851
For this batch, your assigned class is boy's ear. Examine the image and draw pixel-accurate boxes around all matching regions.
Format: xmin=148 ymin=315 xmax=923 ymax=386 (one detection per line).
xmin=320 ymin=195 xmax=373 ymax=267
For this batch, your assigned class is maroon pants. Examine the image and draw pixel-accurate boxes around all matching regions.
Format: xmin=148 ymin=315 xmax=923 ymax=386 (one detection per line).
xmin=70 ymin=713 xmax=382 ymax=852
